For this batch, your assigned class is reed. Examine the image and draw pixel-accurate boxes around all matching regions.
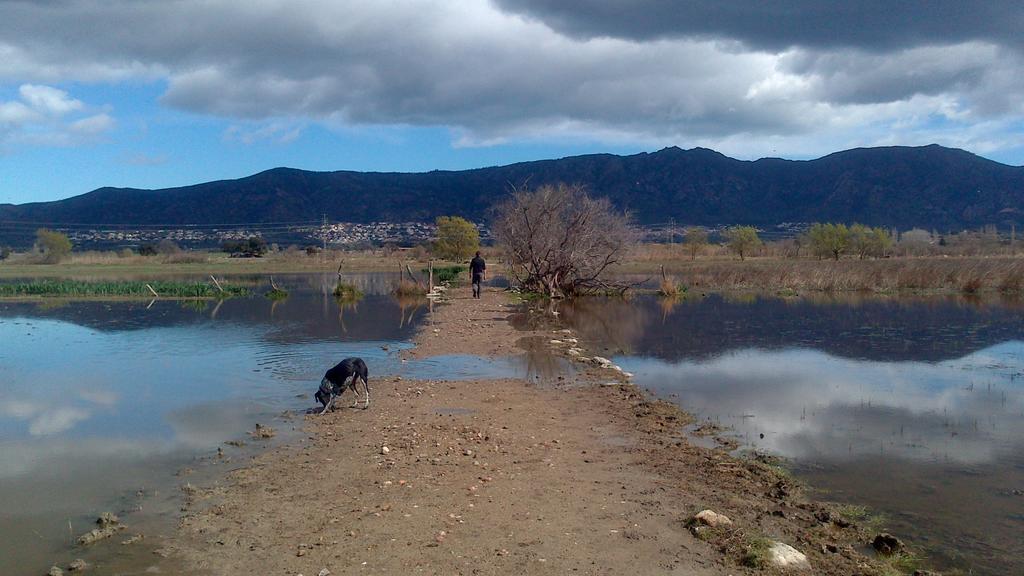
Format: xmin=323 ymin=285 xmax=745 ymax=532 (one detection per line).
xmin=0 ymin=279 xmax=249 ymax=298
xmin=393 ymin=278 xmax=427 ymax=296
xmin=646 ymin=257 xmax=1024 ymax=294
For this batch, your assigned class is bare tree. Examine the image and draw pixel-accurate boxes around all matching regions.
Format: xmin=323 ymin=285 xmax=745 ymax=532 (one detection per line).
xmin=493 ymin=183 xmax=635 ymax=297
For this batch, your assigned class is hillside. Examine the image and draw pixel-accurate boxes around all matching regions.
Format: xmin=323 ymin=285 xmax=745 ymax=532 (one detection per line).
xmin=2 ymin=145 xmax=1022 ymax=237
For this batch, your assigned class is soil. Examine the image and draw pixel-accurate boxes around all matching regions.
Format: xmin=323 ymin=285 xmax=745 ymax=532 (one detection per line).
xmin=172 ymin=286 xmax=914 ymax=575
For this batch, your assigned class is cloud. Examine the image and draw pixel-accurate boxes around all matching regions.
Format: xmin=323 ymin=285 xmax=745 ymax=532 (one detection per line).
xmin=0 ymin=1 xmax=1020 ymax=159
xmin=1 ymin=399 xmax=92 ymax=436
xmin=19 ymin=84 xmax=83 ymax=116
xmin=0 ymin=84 xmax=114 ymax=150
xmin=223 ymin=121 xmax=304 ymax=145
xmin=492 ymin=0 xmax=1024 ymax=51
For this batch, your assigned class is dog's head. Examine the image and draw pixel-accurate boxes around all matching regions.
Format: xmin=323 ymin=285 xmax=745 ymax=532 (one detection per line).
xmin=314 ymin=389 xmax=328 ymax=407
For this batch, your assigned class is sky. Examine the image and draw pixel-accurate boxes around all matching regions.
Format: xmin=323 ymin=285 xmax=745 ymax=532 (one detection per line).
xmin=1 ymin=0 xmax=1022 ymax=205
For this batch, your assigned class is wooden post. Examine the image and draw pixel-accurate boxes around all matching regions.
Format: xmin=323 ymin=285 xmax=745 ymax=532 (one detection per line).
xmin=145 ymin=283 xmax=159 ymax=297
xmin=405 ymin=264 xmax=423 ymax=287
xmin=210 ymin=275 xmax=224 ymax=293
xmin=428 ymin=259 xmax=434 ymax=291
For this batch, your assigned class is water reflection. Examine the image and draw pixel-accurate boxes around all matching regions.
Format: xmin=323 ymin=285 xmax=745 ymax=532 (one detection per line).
xmin=0 ymin=273 xmax=552 ymax=575
xmin=547 ymin=293 xmax=1024 ymax=575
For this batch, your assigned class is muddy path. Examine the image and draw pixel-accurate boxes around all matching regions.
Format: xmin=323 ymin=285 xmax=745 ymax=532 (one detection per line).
xmin=170 ymin=287 xmax=926 ymax=575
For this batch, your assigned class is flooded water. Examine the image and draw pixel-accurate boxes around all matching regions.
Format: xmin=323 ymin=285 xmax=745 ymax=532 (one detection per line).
xmin=0 ymin=273 xmax=538 ymax=576
xmin=547 ymin=294 xmax=1024 ymax=576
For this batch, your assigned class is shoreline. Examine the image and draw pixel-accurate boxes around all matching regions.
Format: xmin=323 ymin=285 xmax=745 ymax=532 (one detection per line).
xmin=168 ymin=286 xmax=922 ymax=575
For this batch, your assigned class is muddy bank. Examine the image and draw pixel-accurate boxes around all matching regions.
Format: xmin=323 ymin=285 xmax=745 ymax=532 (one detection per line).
xmin=171 ymin=287 xmax=928 ymax=575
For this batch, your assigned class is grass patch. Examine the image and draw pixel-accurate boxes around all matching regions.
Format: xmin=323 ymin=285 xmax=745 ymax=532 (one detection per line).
xmin=740 ymin=537 xmax=774 ymax=569
xmin=265 ymin=287 xmax=289 ymax=300
xmin=835 ymin=503 xmax=889 ymax=531
xmin=0 ymin=279 xmax=248 ymax=299
xmin=425 ymin=265 xmax=465 ymax=284
xmin=333 ymin=282 xmax=364 ymax=302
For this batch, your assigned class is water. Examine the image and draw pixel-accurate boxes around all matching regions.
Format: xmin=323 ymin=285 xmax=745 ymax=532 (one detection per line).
xmin=0 ymin=272 xmax=539 ymax=576
xmin=547 ymin=294 xmax=1024 ymax=575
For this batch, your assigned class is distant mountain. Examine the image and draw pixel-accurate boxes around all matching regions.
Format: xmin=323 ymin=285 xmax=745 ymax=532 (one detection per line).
xmin=2 ymin=144 xmax=1022 ymax=239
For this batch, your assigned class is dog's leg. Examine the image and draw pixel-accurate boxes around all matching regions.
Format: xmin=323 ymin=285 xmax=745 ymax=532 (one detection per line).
xmin=348 ymin=375 xmax=360 ymax=408
xmin=320 ymin=395 xmax=335 ymax=415
xmin=362 ymin=376 xmax=370 ymax=409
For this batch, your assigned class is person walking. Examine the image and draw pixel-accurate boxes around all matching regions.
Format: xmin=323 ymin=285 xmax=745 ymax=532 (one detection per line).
xmin=469 ymin=251 xmax=486 ymax=298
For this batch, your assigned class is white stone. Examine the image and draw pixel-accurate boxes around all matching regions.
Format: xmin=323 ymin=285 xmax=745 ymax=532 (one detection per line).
xmin=693 ymin=509 xmax=732 ymax=527
xmin=550 ymin=340 xmax=564 ymax=345
xmin=768 ymin=542 xmax=810 ymax=571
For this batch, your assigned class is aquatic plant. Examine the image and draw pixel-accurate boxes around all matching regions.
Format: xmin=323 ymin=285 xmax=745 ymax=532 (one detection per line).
xmin=333 ymin=282 xmax=364 ymax=302
xmin=0 ymin=279 xmax=248 ymax=298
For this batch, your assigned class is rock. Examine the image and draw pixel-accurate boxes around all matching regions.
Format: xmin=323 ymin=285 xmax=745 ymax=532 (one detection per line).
xmin=251 ymin=423 xmax=275 ymax=439
xmin=318 ymin=569 xmax=331 ymax=576
xmin=48 ymin=566 xmax=64 ymax=576
xmin=768 ymin=542 xmax=810 ymax=571
xmin=96 ymin=512 xmax=120 ymax=528
xmin=871 ymin=533 xmax=904 ymax=556
xmin=77 ymin=515 xmax=124 ymax=546
xmin=68 ymin=559 xmax=88 ymax=571
xmin=913 ymin=571 xmax=942 ymax=576
xmin=549 ymin=339 xmax=563 ymax=345
xmin=380 ymin=446 xmax=390 ymax=455
xmin=592 ymin=356 xmax=612 ymax=366
xmin=693 ymin=509 xmax=732 ymax=528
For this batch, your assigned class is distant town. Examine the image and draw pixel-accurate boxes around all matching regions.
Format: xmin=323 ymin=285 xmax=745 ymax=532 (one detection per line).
xmin=58 ymin=221 xmax=485 ymax=250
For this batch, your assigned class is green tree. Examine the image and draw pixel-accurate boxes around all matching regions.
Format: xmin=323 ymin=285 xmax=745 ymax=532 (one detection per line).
xmin=849 ymin=224 xmax=893 ymax=259
xmin=807 ymin=223 xmax=850 ymax=260
xmin=683 ymin=226 xmax=708 ymax=260
xmin=433 ymin=216 xmax=480 ymax=261
xmin=35 ymin=228 xmax=72 ymax=263
xmin=724 ymin=226 xmax=761 ymax=261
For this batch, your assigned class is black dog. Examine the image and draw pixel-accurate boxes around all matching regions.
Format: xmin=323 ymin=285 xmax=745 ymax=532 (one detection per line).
xmin=315 ymin=357 xmax=370 ymax=414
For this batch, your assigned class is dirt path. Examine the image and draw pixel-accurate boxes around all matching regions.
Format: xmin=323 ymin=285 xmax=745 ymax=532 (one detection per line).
xmin=172 ymin=286 xmax=911 ymax=576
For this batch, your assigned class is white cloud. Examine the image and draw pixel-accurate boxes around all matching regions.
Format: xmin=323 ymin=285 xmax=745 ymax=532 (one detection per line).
xmin=0 ymin=84 xmax=114 ymax=151
xmin=19 ymin=84 xmax=83 ymax=116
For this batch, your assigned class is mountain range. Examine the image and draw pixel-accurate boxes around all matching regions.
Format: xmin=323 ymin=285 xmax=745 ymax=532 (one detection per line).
xmin=2 ymin=144 xmax=1022 ymax=238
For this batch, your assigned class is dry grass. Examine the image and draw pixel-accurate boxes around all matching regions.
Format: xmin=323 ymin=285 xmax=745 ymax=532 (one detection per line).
xmin=621 ymin=256 xmax=1024 ymax=294
xmin=393 ymin=279 xmax=427 ymax=296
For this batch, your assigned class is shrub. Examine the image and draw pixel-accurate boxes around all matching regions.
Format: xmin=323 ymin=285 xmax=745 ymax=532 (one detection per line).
xmin=426 ymin=265 xmax=465 ymax=284
xmin=35 ymin=228 xmax=72 ymax=263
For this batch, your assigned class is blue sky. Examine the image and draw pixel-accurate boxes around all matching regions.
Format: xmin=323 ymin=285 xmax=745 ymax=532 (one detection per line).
xmin=2 ymin=1 xmax=1023 ymax=205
